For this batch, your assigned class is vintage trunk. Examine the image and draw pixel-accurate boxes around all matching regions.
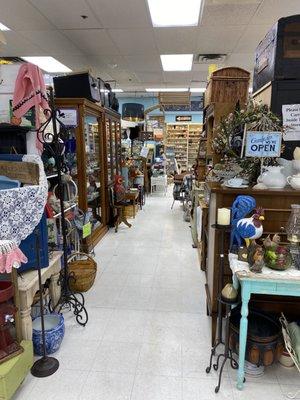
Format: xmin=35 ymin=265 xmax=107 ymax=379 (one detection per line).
xmin=253 ymin=79 xmax=300 ymax=159
xmin=253 ymin=14 xmax=300 ymax=92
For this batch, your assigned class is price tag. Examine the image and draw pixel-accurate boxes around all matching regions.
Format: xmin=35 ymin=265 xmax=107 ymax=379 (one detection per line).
xmin=82 ymin=222 xmax=92 ymax=239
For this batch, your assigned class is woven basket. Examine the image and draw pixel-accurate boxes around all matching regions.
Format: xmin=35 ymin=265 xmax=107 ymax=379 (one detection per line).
xmin=68 ymin=252 xmax=97 ymax=293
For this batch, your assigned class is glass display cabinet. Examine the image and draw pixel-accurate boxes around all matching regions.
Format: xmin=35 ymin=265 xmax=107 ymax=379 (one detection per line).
xmin=104 ymin=108 xmax=122 ymax=184
xmin=55 ymin=98 xmax=108 ymax=250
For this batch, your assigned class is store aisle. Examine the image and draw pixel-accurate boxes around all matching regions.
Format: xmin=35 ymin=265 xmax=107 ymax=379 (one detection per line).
xmin=14 ymin=191 xmax=299 ymax=400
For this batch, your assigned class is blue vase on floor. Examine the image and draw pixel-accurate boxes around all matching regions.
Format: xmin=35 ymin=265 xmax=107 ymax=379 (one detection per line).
xmin=32 ymin=313 xmax=65 ymax=356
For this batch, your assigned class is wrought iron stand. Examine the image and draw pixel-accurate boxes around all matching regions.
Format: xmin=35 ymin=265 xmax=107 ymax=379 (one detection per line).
xmin=206 ymin=224 xmax=238 ymax=393
xmin=37 ymin=87 xmax=88 ymax=327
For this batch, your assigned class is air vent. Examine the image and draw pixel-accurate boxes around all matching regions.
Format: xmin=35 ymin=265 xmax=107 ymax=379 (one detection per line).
xmin=0 ymin=57 xmax=24 ymax=64
xmin=194 ymin=54 xmax=227 ymax=64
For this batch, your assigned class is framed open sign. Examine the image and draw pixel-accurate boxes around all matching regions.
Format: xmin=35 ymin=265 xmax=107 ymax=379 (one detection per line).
xmin=245 ymin=131 xmax=282 ymax=158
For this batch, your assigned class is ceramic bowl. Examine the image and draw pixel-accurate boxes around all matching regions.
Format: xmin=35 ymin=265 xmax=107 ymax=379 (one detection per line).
xmin=32 ymin=313 xmax=65 ymax=356
xmin=279 ymin=350 xmax=294 ymax=368
xmin=264 ymin=246 xmax=292 ymax=271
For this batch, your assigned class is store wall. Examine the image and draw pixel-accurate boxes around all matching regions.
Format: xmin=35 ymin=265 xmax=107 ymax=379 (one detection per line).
xmin=118 ymin=96 xmax=203 ymax=123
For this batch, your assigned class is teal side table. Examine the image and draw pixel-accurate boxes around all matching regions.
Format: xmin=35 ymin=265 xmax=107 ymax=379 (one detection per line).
xmin=232 ymin=270 xmax=300 ymax=390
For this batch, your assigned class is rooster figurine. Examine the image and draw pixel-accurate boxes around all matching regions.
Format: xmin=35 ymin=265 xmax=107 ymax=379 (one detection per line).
xmin=236 ymin=207 xmax=265 ymax=247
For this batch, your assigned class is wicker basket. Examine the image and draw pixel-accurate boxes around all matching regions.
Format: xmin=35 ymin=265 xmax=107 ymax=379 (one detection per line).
xmin=68 ymin=252 xmax=97 ymax=293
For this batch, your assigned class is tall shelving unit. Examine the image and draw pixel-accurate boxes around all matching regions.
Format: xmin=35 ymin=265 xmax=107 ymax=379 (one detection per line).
xmin=165 ymin=123 xmax=202 ymax=170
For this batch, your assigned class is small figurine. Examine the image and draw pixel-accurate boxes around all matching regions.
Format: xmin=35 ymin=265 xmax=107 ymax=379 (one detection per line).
xmin=248 ymin=242 xmax=265 ymax=273
xmin=236 ymin=207 xmax=265 ymax=248
xmin=238 ymin=246 xmax=248 ymax=263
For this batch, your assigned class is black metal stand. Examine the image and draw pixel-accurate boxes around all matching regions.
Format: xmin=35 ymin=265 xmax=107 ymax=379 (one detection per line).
xmin=206 ymin=297 xmax=238 ymax=393
xmin=206 ymin=224 xmax=238 ymax=393
xmin=37 ymin=87 xmax=88 ymax=327
xmin=31 ymin=232 xmax=59 ymax=377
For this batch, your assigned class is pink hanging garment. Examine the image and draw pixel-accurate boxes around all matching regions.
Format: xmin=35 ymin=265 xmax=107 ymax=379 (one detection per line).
xmin=0 ymin=240 xmax=27 ymax=274
xmin=12 ymin=63 xmax=50 ymax=152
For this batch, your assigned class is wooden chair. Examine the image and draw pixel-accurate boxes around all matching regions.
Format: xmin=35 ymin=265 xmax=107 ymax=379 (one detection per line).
xmin=109 ymin=188 xmax=132 ymax=233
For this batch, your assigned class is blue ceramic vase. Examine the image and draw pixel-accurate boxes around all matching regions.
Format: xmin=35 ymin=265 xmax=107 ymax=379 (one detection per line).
xmin=32 ymin=313 xmax=65 ymax=356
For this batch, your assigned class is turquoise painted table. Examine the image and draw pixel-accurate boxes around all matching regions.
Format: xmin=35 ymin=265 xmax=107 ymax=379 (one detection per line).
xmin=231 ymin=258 xmax=300 ymax=390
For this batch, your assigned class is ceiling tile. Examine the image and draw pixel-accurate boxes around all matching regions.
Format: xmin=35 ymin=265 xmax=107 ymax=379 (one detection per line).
xmin=108 ymin=29 xmax=157 ymax=56
xmin=0 ymin=30 xmax=43 ymax=56
xmin=28 ymin=0 xmax=102 ymax=29
xmin=19 ymin=30 xmax=83 ymax=55
xmin=86 ymin=0 xmax=151 ymax=28
xmin=135 ymin=72 xmax=164 ymax=83
xmin=53 ymin=54 xmax=92 ymax=73
xmin=195 ymin=25 xmax=245 ymax=53
xmin=154 ymin=28 xmax=198 ymax=53
xmin=87 ymin=55 xmax=129 ymax=70
xmin=62 ymin=29 xmax=120 ymax=56
xmin=234 ymin=24 xmax=270 ymax=53
xmin=0 ymin=0 xmax=54 ymax=30
xmin=124 ymin=55 xmax=161 ymax=72
xmin=225 ymin=53 xmax=254 ymax=70
xmin=107 ymin=69 xmax=140 ymax=84
xmin=163 ymin=71 xmax=193 ymax=84
xmin=192 ymin=70 xmax=210 ymax=83
xmin=252 ymin=0 xmax=300 ymax=25
xmin=201 ymin=3 xmax=260 ymax=26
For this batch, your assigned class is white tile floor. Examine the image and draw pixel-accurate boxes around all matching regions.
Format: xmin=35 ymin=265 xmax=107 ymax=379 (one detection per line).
xmin=14 ymin=190 xmax=299 ymax=399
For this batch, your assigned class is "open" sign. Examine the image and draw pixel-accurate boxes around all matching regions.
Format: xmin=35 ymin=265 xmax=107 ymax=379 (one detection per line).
xmin=245 ymin=131 xmax=282 ymax=158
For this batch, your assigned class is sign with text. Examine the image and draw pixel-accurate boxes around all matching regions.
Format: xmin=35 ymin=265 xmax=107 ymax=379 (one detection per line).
xmin=57 ymin=109 xmax=78 ymax=128
xmin=245 ymin=131 xmax=282 ymax=158
xmin=282 ymin=104 xmax=300 ymax=141
xmin=175 ymin=115 xmax=192 ymax=122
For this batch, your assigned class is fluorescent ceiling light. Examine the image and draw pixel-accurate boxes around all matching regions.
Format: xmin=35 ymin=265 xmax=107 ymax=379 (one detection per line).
xmin=160 ymin=54 xmax=193 ymax=71
xmin=190 ymin=88 xmax=205 ymax=93
xmin=147 ymin=0 xmax=202 ymax=27
xmin=0 ymin=22 xmax=10 ymax=31
xmin=112 ymin=89 xmax=123 ymax=93
xmin=145 ymin=88 xmax=188 ymax=92
xmin=21 ymin=56 xmax=72 ymax=73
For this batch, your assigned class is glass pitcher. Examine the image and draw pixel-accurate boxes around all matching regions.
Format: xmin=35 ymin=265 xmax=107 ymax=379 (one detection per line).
xmin=286 ymin=204 xmax=300 ymax=269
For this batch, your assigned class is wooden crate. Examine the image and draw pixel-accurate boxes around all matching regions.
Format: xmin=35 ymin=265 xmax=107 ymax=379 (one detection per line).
xmin=205 ymin=67 xmax=250 ymax=107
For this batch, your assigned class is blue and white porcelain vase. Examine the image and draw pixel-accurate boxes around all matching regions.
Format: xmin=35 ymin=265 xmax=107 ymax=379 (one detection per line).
xmin=32 ymin=313 xmax=65 ymax=356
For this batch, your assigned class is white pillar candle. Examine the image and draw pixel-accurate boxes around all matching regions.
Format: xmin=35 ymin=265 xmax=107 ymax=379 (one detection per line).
xmin=217 ymin=208 xmax=231 ymax=226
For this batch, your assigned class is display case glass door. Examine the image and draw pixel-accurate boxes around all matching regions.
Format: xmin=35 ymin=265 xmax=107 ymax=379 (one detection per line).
xmin=111 ymin=121 xmax=117 ymax=177
xmin=116 ymin=121 xmax=121 ymax=172
xmin=106 ymin=119 xmax=113 ymax=182
xmin=84 ymin=114 xmax=103 ymax=230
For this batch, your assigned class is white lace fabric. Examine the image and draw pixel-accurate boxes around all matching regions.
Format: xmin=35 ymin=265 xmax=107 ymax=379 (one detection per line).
xmin=0 ymin=155 xmax=48 ymax=245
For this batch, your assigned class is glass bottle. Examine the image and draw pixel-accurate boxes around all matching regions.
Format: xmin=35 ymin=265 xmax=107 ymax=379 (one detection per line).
xmin=286 ymin=204 xmax=300 ymax=270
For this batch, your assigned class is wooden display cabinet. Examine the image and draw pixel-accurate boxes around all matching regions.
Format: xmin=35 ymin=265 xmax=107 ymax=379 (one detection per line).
xmin=104 ymin=108 xmax=122 ymax=185
xmin=55 ymin=98 xmax=109 ymax=250
xmin=203 ymin=182 xmax=300 ymax=344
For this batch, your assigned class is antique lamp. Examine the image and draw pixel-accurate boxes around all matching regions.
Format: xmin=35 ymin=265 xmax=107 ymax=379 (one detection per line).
xmin=286 ymin=204 xmax=300 ymax=270
xmin=122 ymin=103 xmax=144 ymax=122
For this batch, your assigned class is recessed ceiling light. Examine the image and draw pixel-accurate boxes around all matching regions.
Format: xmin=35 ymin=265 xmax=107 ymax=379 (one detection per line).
xmin=190 ymin=88 xmax=206 ymax=93
xmin=21 ymin=56 xmax=72 ymax=73
xmin=112 ymin=89 xmax=123 ymax=93
xmin=147 ymin=0 xmax=203 ymax=27
xmin=160 ymin=54 xmax=193 ymax=71
xmin=145 ymin=88 xmax=188 ymax=92
xmin=0 ymin=22 xmax=10 ymax=31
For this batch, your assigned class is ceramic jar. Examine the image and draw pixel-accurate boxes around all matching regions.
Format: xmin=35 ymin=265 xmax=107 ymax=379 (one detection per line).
xmin=32 ymin=313 xmax=65 ymax=356
xmin=287 ymin=174 xmax=300 ymax=190
xmin=260 ymin=166 xmax=286 ymax=189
